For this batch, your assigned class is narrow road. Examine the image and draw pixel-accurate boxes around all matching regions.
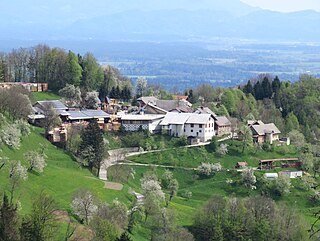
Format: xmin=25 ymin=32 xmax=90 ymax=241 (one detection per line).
xmin=99 ymin=134 xmax=233 ymax=180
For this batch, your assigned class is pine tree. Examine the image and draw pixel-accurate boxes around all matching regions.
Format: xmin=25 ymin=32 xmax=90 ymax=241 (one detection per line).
xmin=243 ymin=80 xmax=253 ymax=95
xmin=109 ymin=86 xmax=116 ymax=98
xmin=0 ymin=193 xmax=20 ymax=241
xmin=80 ymin=119 xmax=105 ymax=175
xmin=261 ymin=77 xmax=272 ymax=99
xmin=115 ymin=86 xmax=121 ymax=99
xmin=116 ymin=232 xmax=133 ymax=241
xmin=254 ymin=81 xmax=262 ymax=100
xmin=272 ymin=76 xmax=281 ymax=93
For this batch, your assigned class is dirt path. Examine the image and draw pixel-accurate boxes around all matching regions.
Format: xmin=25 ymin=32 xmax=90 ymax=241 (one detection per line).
xmin=104 ymin=181 xmax=123 ymax=190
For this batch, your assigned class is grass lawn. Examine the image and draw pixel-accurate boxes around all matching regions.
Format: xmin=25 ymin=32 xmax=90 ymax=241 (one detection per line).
xmin=31 ymin=92 xmax=61 ymax=102
xmin=128 ymin=140 xmax=298 ymax=169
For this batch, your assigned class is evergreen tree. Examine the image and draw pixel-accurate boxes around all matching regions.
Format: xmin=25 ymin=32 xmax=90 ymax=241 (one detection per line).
xmin=243 ymin=80 xmax=254 ymax=95
xmin=187 ymin=89 xmax=195 ymax=104
xmin=272 ymin=76 xmax=281 ymax=93
xmin=253 ymin=81 xmax=262 ymax=100
xmin=261 ymin=77 xmax=272 ymax=99
xmin=115 ymin=86 xmax=121 ymax=99
xmin=109 ymin=86 xmax=116 ymax=99
xmin=80 ymin=119 xmax=105 ymax=175
xmin=0 ymin=193 xmax=20 ymax=241
xmin=116 ymin=232 xmax=133 ymax=241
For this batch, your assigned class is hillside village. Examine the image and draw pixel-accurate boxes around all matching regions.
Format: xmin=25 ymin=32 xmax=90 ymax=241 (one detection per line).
xmin=1 ymin=59 xmax=320 ymax=240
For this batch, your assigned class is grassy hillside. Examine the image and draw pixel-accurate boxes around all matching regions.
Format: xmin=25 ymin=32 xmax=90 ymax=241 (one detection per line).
xmin=128 ymin=140 xmax=298 ymax=169
xmin=0 ymin=128 xmax=317 ymax=240
xmin=108 ymin=163 xmax=318 ymax=240
xmin=0 ymin=127 xmax=133 ymax=239
xmin=31 ymin=92 xmax=61 ymax=102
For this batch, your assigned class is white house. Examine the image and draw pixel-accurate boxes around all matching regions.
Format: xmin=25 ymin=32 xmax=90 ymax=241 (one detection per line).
xmin=160 ymin=112 xmax=216 ymax=142
xmin=279 ymin=170 xmax=303 ymax=179
xmin=121 ymin=114 xmax=165 ymax=133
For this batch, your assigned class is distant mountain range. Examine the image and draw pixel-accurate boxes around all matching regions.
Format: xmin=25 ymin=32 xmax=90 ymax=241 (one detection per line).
xmin=1 ymin=0 xmax=320 ymax=42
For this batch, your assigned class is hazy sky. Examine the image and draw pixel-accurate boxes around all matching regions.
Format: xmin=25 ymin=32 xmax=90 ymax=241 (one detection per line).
xmin=242 ymin=0 xmax=320 ymax=12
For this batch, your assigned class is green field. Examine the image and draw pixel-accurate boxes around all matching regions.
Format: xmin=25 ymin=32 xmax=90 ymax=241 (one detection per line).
xmin=31 ymin=92 xmax=61 ymax=102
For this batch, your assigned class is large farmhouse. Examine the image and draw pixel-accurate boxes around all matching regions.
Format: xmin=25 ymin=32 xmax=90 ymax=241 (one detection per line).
xmin=121 ymin=114 xmax=165 ymax=133
xmin=160 ymin=112 xmax=216 ymax=142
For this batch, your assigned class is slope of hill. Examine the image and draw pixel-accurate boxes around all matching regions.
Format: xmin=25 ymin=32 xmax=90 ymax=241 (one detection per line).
xmin=0 ymin=127 xmax=129 ymax=214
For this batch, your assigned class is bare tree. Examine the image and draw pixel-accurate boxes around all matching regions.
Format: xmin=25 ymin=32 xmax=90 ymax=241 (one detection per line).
xmin=40 ymin=103 xmax=62 ymax=135
xmin=8 ymin=160 xmax=28 ymax=203
xmin=71 ymin=189 xmax=97 ymax=225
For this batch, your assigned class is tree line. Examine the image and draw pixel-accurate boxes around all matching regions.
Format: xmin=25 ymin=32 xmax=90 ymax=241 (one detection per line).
xmin=0 ymin=45 xmax=132 ymax=100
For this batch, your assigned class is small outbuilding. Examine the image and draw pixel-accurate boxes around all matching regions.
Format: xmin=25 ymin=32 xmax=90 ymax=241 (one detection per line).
xmin=279 ymin=170 xmax=303 ymax=179
xmin=263 ymin=173 xmax=278 ymax=180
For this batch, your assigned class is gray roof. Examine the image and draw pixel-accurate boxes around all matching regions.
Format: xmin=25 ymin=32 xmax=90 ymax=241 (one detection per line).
xmin=121 ymin=114 xmax=165 ymax=121
xmin=154 ymin=100 xmax=192 ymax=113
xmin=251 ymin=123 xmax=281 ymax=136
xmin=248 ymin=120 xmax=265 ymax=126
xmin=35 ymin=100 xmax=67 ymax=110
xmin=81 ymin=110 xmax=110 ymax=118
xmin=186 ymin=114 xmax=211 ymax=124
xmin=67 ymin=110 xmax=109 ymax=120
xmin=215 ymin=116 xmax=231 ymax=126
xmin=195 ymin=107 xmax=217 ymax=117
xmin=161 ymin=113 xmax=212 ymax=125
xmin=137 ymin=96 xmax=158 ymax=105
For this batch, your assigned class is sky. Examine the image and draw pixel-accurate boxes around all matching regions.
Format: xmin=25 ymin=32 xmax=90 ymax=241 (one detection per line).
xmin=241 ymin=0 xmax=320 ymax=12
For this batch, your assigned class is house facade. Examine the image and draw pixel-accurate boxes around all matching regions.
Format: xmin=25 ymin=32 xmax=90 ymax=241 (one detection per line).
xmin=249 ymin=120 xmax=281 ymax=144
xmin=160 ymin=113 xmax=215 ymax=142
xmin=121 ymin=114 xmax=165 ymax=133
xmin=214 ymin=116 xmax=232 ymax=136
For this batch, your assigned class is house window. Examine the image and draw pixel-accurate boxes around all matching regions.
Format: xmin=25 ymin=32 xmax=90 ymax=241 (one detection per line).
xmin=191 ymin=124 xmax=194 ymax=128
xmin=191 ymin=129 xmax=193 ymax=133
xmin=199 ymin=124 xmax=203 ymax=128
xmin=184 ymin=129 xmax=186 ymax=132
xmin=199 ymin=130 xmax=202 ymax=133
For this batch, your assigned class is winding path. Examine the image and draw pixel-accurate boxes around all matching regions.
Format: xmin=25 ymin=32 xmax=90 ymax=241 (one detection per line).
xmin=99 ymin=135 xmax=232 ymax=180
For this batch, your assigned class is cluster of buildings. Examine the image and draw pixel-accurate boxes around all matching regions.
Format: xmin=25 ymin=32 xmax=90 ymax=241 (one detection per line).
xmin=28 ymin=94 xmax=286 ymax=146
xmin=0 ymin=82 xmax=48 ymax=92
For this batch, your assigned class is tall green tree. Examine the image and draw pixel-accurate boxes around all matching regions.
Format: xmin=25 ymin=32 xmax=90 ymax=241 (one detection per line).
xmin=0 ymin=193 xmax=20 ymax=241
xmin=80 ymin=53 xmax=103 ymax=91
xmin=65 ymin=51 xmax=82 ymax=86
xmin=79 ymin=119 xmax=105 ymax=175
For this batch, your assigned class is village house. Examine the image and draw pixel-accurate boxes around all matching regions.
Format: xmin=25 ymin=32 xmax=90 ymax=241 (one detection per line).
xmin=214 ymin=116 xmax=232 ymax=136
xmin=120 ymin=114 xmax=165 ymax=133
xmin=195 ymin=106 xmax=231 ymax=136
xmin=160 ymin=112 xmax=216 ymax=142
xmin=248 ymin=120 xmax=281 ymax=144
